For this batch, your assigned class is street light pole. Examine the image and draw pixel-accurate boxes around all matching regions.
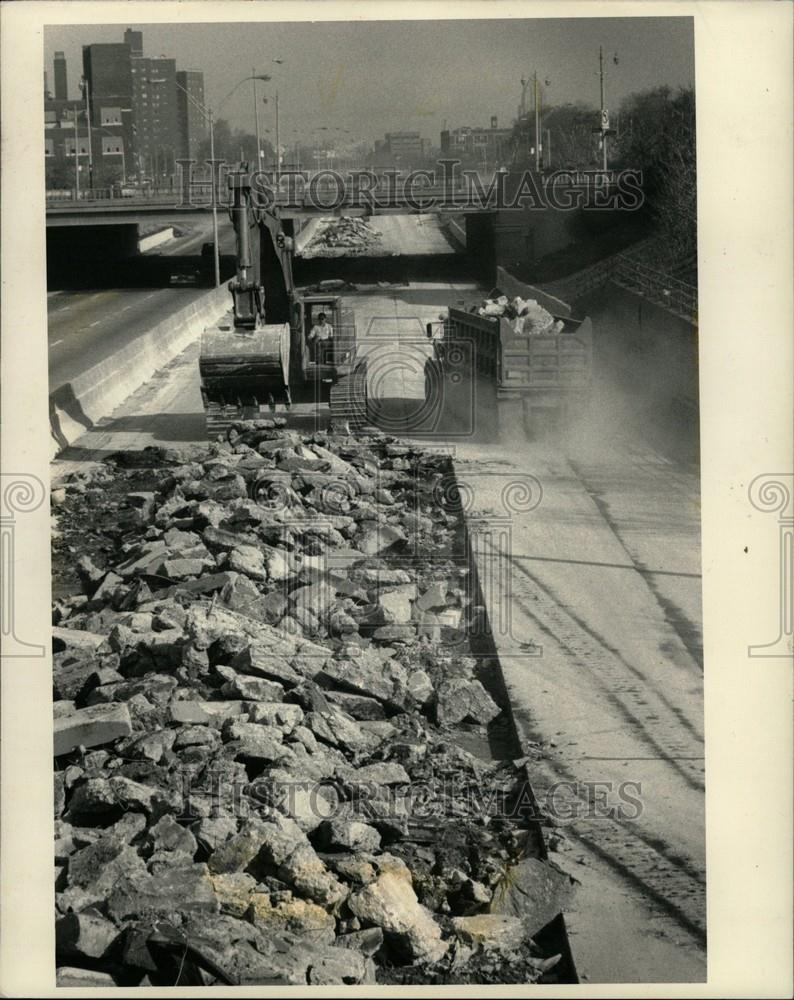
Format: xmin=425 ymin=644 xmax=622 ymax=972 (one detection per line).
xmin=534 ymin=71 xmax=540 ymax=172
xmin=274 ymin=90 xmax=280 ymax=186
xmin=173 ymin=77 xmax=221 ymax=288
xmin=72 ymin=108 xmax=80 ymax=200
xmin=209 ymin=107 xmax=220 ymax=288
xmin=82 ymin=76 xmax=94 ymax=192
xmin=252 ymin=69 xmax=262 ymax=170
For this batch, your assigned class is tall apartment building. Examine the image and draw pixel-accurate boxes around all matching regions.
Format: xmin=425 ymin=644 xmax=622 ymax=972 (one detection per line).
xmin=130 ymin=52 xmax=178 ymax=180
xmin=46 ymin=31 xmax=205 ymax=190
xmin=175 ymin=70 xmax=207 ymax=161
xmin=76 ymin=43 xmax=132 ymax=186
xmin=53 ymin=51 xmax=68 ymax=100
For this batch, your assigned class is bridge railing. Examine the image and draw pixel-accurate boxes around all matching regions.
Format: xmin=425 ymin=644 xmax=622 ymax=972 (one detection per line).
xmin=539 ymin=240 xmax=698 ymax=323
xmin=611 ymin=256 xmax=698 ymax=320
xmin=46 ymin=188 xmax=184 ymax=205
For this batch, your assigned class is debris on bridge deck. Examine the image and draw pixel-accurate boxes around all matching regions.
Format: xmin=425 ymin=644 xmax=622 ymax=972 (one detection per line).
xmin=50 ymin=424 xmax=572 ymax=987
xmin=303 ymin=216 xmax=383 ymax=258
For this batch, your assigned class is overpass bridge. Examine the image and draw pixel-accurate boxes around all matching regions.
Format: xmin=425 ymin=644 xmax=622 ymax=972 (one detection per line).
xmin=45 ymin=181 xmax=494 ymax=226
xmin=46 ymin=172 xmax=619 ymax=286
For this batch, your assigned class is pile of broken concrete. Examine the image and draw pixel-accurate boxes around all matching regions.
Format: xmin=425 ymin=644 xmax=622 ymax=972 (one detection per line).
xmin=303 ymin=216 xmax=383 ymax=258
xmin=51 ymin=424 xmax=573 ymax=987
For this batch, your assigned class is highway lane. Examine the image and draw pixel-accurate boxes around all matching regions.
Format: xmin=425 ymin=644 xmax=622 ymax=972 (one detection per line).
xmin=48 ymin=286 xmax=220 ymax=392
xmin=143 ymin=217 xmax=235 ymax=257
xmin=48 ymin=218 xmax=235 ymax=392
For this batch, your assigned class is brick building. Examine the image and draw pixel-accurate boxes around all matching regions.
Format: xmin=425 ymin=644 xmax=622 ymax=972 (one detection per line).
xmin=45 ymin=29 xmax=205 ymax=192
xmin=440 ymin=116 xmax=512 ymax=167
xmin=175 ymin=70 xmax=207 ymax=162
xmin=372 ymin=131 xmax=431 ymax=169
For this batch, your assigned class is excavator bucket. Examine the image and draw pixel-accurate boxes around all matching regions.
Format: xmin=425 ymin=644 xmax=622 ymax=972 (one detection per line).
xmin=199 ymin=320 xmax=291 ymax=437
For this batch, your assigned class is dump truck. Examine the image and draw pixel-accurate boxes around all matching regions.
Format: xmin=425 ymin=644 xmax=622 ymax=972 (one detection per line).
xmin=199 ymin=168 xmax=367 ymax=438
xmin=432 ymin=280 xmax=593 ymax=438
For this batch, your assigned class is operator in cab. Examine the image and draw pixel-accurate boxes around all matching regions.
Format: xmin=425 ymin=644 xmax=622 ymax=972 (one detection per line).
xmin=308 ymin=311 xmax=334 ymax=364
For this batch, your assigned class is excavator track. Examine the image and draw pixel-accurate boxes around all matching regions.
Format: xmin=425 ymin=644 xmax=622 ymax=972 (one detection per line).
xmin=205 ymin=403 xmax=258 ymax=441
xmin=329 ymin=361 xmax=369 ymax=431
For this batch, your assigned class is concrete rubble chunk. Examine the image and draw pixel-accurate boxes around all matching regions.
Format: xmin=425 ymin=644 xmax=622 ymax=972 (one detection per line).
xmin=377 ymin=583 xmax=416 ymax=624
xmin=192 ymin=816 xmax=238 ymax=854
xmin=173 ymin=725 xmax=219 ymax=750
xmin=222 ymin=719 xmax=288 ymax=762
xmin=357 ymin=522 xmax=407 ymax=556
xmin=106 ymin=863 xmax=220 ymax=922
xmin=209 ymin=871 xmax=257 ymax=917
xmin=345 ymin=761 xmax=411 ymax=787
xmin=324 ymin=690 xmax=386 ymax=721
xmin=416 ymin=580 xmax=450 ymax=611
xmin=246 ymin=702 xmax=304 ymax=731
xmin=489 ymin=857 xmax=576 ymax=938
xmin=68 ymin=838 xmax=148 ymax=898
xmin=169 ymin=699 xmax=247 ymax=725
xmin=55 ymin=911 xmax=120 ymax=960
xmin=228 ymin=544 xmax=267 ymax=580
xmin=247 ymin=893 xmax=337 ymax=945
xmin=304 ymin=709 xmax=371 ymax=753
xmin=307 ymin=947 xmax=371 ymax=985
xmin=148 ymin=814 xmax=198 ymax=857
xmin=123 ymin=729 xmax=175 ymax=763
xmin=335 ymin=926 xmax=384 ymax=957
xmin=156 ymin=556 xmax=214 ymax=581
xmin=57 ymin=968 xmax=117 ymax=988
xmin=452 ymin=913 xmax=526 ymax=951
xmin=53 ymin=702 xmax=132 ymax=757
xmin=208 ymin=819 xmax=271 ymax=875
xmin=52 ymin=626 xmax=106 ymax=652
xmin=278 ymin=843 xmax=349 ymax=909
xmin=348 ymin=868 xmax=447 ymax=963
xmin=318 ymin=657 xmax=395 ymax=705
xmin=216 ymin=664 xmax=286 ymax=703
xmin=436 ymin=678 xmax=501 ymax=726
xmin=233 ymin=644 xmax=303 ymax=686
xmin=318 ymin=818 xmax=382 ymax=854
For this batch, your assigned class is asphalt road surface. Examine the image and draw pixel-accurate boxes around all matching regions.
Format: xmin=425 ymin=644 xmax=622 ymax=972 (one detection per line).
xmin=52 ymin=278 xmax=704 ymax=983
xmin=48 ymin=219 xmax=234 ymax=392
xmin=48 ymin=286 xmax=216 ymax=392
xmin=143 ymin=218 xmax=235 ymax=257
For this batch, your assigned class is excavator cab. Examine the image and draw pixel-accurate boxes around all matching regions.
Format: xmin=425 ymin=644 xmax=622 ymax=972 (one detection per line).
xmin=293 ymin=296 xmax=357 ymax=375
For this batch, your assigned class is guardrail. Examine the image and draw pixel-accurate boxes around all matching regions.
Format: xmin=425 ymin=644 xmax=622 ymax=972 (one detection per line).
xmin=46 ymin=188 xmax=182 ymax=203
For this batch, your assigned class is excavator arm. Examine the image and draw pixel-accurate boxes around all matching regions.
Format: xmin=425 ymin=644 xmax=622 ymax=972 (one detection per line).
xmin=198 ymin=167 xmax=294 ymax=428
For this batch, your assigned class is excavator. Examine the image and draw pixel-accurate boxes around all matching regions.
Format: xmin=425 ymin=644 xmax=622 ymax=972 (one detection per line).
xmin=199 ymin=167 xmax=368 ymax=438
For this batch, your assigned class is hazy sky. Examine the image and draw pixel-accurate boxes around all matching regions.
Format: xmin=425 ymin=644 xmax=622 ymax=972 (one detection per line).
xmin=44 ymin=17 xmax=694 ymax=145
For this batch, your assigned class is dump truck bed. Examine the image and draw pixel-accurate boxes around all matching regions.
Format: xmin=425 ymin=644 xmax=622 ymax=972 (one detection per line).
xmin=445 ymin=306 xmax=592 ymax=402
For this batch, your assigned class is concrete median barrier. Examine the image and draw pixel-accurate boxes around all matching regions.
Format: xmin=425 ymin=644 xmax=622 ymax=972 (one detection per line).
xmin=49 ymin=283 xmax=230 ymax=458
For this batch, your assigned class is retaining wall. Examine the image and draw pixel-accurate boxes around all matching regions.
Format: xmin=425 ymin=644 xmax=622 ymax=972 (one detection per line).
xmin=49 ymin=283 xmax=231 ymax=459
xmin=138 ymin=227 xmax=175 ymax=253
